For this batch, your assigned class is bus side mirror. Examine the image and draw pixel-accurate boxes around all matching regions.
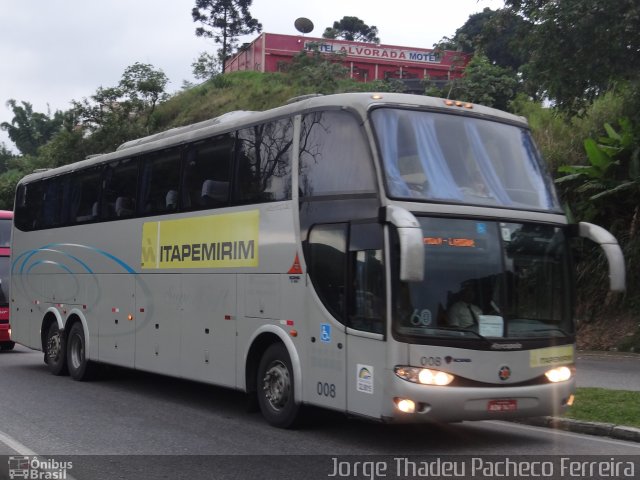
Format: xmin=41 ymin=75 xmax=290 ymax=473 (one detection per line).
xmin=381 ymin=205 xmax=424 ymax=282
xmin=572 ymin=222 xmax=626 ymax=292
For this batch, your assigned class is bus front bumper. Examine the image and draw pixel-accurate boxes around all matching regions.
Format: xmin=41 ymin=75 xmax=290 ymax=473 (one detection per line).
xmin=383 ymin=375 xmax=575 ymax=423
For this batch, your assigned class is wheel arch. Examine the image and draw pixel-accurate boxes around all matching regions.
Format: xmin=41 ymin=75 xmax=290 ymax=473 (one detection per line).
xmin=244 ymin=326 xmax=302 ymax=404
xmin=40 ymin=308 xmax=63 ymax=352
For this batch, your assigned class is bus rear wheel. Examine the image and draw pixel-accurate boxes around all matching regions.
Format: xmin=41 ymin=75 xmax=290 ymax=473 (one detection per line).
xmin=67 ymin=322 xmax=95 ymax=381
xmin=45 ymin=322 xmax=67 ymax=376
xmin=257 ymin=343 xmax=301 ymax=428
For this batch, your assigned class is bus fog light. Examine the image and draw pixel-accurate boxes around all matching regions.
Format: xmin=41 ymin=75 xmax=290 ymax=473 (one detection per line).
xmin=544 ymin=366 xmax=572 ymax=383
xmin=394 ymin=398 xmax=416 ymax=413
xmin=394 ymin=366 xmax=454 ymax=386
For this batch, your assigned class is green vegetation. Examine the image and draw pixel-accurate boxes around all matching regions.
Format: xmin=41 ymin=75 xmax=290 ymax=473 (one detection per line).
xmin=564 ymin=388 xmax=640 ymax=428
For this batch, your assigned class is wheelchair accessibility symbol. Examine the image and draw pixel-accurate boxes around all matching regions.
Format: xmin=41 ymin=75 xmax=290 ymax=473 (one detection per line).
xmin=320 ymin=323 xmax=331 ymax=343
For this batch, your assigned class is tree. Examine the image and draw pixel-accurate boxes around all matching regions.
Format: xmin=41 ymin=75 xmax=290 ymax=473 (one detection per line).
xmin=283 ymin=46 xmax=349 ymax=94
xmin=0 ymin=100 xmax=64 ymax=156
xmin=322 ymin=16 xmax=380 ymax=44
xmin=70 ymin=62 xmax=169 ymax=153
xmin=191 ymin=51 xmax=222 ymax=80
xmin=447 ymin=54 xmax=519 ymax=110
xmin=119 ymin=62 xmax=169 ymax=128
xmin=192 ymin=0 xmax=262 ymax=73
xmin=504 ymin=0 xmax=640 ymax=111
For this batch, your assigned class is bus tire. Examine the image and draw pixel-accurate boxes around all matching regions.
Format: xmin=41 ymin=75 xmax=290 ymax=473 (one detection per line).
xmin=257 ymin=343 xmax=301 ymax=428
xmin=66 ymin=322 xmax=95 ymax=381
xmin=45 ymin=322 xmax=68 ymax=376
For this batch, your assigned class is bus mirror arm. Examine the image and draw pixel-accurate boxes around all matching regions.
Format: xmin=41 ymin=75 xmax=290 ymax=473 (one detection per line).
xmin=381 ymin=206 xmax=425 ymax=282
xmin=576 ymin=222 xmax=626 ymax=292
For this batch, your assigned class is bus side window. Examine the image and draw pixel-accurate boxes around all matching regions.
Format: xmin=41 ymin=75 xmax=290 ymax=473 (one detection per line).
xmin=299 ymin=111 xmax=376 ymax=198
xmin=102 ymin=158 xmax=139 ymax=220
xmin=235 ymin=118 xmax=293 ymax=205
xmin=181 ymin=134 xmax=234 ymax=211
xmin=307 ymin=223 xmax=348 ymax=325
xmin=15 ymin=182 xmax=44 ymax=230
xmin=349 ymin=223 xmax=385 ymax=334
xmin=139 ymin=148 xmax=181 ymax=215
xmin=69 ymin=166 xmax=102 ymax=224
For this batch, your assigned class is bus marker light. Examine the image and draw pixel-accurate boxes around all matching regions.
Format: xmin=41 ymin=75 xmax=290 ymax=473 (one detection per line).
xmin=394 ymin=398 xmax=416 ymax=413
xmin=224 ymin=315 xmax=232 ymax=321
xmin=289 ymin=329 xmax=298 ymax=337
xmin=139 ymin=307 xmax=145 ymax=313
xmin=127 ymin=314 xmax=134 ymax=321
xmin=112 ymin=308 xmax=119 ymax=313
xmin=280 ymin=319 xmax=294 ymax=326
xmin=371 ymin=94 xmax=383 ymax=100
xmin=288 ymin=254 xmax=303 ymax=274
xmin=566 ymin=394 xmax=575 ymax=406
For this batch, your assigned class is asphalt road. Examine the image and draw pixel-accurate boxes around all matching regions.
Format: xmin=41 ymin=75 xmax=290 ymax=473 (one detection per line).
xmin=576 ymin=351 xmax=640 ymax=391
xmin=1 ymin=345 xmax=639 ymax=480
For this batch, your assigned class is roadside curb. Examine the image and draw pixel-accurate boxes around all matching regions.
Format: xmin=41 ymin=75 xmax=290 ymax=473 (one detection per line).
xmin=514 ymin=417 xmax=640 ymax=443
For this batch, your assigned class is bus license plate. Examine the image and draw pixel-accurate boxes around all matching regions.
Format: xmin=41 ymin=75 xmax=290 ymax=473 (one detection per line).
xmin=487 ymin=399 xmax=517 ymax=412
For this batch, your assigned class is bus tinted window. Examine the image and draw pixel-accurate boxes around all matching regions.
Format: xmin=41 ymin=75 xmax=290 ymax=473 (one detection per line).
xmin=182 ymin=135 xmax=234 ymax=210
xmin=349 ymin=223 xmax=385 ymax=334
xmin=308 ymin=223 xmax=348 ymax=324
xmin=299 ymin=111 xmax=376 ymax=197
xmin=70 ymin=166 xmax=102 ymax=223
xmin=103 ymin=158 xmax=139 ymax=220
xmin=236 ymin=118 xmax=293 ymax=204
xmin=139 ymin=148 xmax=182 ymax=215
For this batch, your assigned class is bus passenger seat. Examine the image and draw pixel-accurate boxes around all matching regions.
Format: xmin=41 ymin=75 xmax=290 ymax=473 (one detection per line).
xmin=165 ymin=190 xmax=178 ymax=211
xmin=201 ymin=180 xmax=229 ymax=206
xmin=115 ymin=196 xmax=134 ymax=217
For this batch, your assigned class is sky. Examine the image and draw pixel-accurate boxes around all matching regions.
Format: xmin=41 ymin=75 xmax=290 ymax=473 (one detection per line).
xmin=0 ymin=0 xmax=505 ymax=152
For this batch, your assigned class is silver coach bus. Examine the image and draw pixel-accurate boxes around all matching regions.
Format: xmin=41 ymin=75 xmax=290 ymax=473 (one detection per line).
xmin=10 ymin=93 xmax=625 ymax=427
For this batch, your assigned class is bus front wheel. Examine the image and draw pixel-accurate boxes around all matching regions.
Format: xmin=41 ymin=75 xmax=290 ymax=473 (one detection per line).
xmin=45 ymin=322 xmax=67 ymax=376
xmin=67 ymin=322 xmax=95 ymax=381
xmin=257 ymin=343 xmax=301 ymax=428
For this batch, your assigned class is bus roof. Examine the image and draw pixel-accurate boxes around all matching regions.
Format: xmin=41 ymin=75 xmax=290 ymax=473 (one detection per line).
xmin=17 ymin=92 xmax=528 ymax=186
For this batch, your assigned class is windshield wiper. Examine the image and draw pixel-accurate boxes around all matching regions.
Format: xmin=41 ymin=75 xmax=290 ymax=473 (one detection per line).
xmin=530 ymin=327 xmax=573 ymax=337
xmin=435 ymin=327 xmax=492 ymax=345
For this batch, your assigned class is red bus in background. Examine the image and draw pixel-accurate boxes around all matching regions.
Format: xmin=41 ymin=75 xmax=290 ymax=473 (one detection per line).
xmin=0 ymin=210 xmax=13 ymax=351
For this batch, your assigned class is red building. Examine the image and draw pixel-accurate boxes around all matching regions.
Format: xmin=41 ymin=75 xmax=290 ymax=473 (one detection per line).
xmin=226 ymin=33 xmax=470 ymax=83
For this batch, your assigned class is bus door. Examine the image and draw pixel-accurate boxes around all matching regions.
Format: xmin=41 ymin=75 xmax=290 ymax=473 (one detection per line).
xmin=345 ymin=223 xmax=387 ymax=419
xmin=305 ymin=224 xmax=348 ymax=412
xmin=305 ymin=222 xmax=386 ymax=417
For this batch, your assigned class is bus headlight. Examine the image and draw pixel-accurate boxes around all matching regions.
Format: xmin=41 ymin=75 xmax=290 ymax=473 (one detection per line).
xmin=394 ymin=366 xmax=454 ymax=386
xmin=544 ymin=366 xmax=572 ymax=383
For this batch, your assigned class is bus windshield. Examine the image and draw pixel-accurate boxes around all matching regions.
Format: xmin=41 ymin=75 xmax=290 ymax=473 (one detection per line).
xmin=372 ymin=108 xmax=561 ymax=211
xmin=394 ymin=217 xmax=573 ymax=342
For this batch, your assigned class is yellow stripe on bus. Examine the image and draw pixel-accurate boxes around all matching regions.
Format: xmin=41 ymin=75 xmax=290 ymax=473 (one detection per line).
xmin=141 ymin=210 xmax=259 ymax=269
xmin=529 ymin=345 xmax=574 ymax=368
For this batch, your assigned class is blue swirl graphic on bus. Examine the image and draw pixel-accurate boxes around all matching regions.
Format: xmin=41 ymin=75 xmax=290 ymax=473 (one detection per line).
xmin=12 ymin=243 xmax=136 ymax=275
